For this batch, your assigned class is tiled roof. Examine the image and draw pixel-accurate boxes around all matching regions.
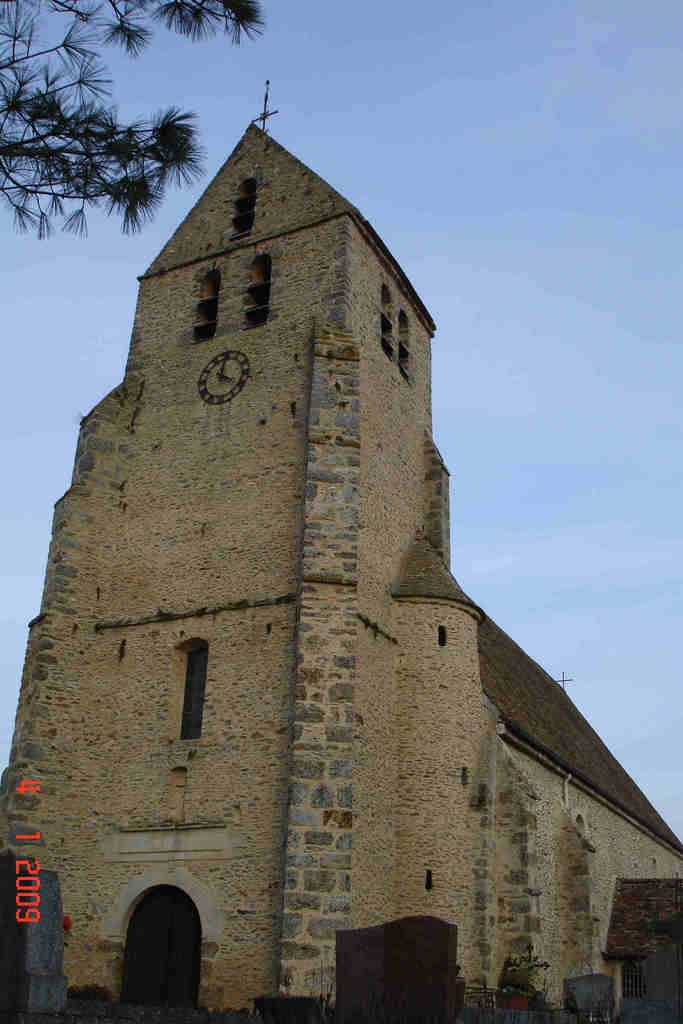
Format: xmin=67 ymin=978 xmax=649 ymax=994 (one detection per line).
xmin=605 ymin=879 xmax=682 ymax=958
xmin=478 ymin=617 xmax=683 ymax=853
xmin=392 ymin=537 xmax=484 ymax=618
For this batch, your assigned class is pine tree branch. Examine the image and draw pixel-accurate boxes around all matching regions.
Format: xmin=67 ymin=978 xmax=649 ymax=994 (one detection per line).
xmin=0 ymin=0 xmax=264 ymax=235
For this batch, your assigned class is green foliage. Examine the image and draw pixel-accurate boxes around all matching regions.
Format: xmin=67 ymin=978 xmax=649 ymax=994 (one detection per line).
xmin=498 ymin=944 xmax=550 ymax=995
xmin=0 ymin=0 xmax=264 ymax=236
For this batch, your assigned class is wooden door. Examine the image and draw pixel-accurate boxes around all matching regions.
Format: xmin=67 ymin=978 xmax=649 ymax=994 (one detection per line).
xmin=120 ymin=885 xmax=201 ymax=1006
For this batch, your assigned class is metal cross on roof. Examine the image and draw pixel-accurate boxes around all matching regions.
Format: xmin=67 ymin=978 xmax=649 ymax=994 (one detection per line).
xmin=253 ymin=80 xmax=279 ymax=133
xmin=555 ymin=671 xmax=573 ymax=691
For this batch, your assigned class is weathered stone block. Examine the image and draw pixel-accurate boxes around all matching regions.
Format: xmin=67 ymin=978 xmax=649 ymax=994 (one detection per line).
xmin=303 ymin=870 xmax=336 ymax=893
xmin=308 ymin=916 xmax=351 ymax=939
xmin=304 ymin=830 xmax=334 ymax=847
xmin=311 ymin=784 xmax=334 ymax=808
xmin=281 ymin=914 xmax=303 ymax=938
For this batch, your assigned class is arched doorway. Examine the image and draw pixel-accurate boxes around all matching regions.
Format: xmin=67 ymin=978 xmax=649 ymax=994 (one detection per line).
xmin=120 ymin=885 xmax=201 ymax=1006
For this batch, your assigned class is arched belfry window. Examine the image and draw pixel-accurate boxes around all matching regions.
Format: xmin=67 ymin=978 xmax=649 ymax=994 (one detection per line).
xmin=181 ymin=643 xmax=208 ymax=740
xmin=381 ymin=284 xmax=394 ymax=360
xmin=193 ymin=270 xmax=220 ymax=342
xmin=233 ymin=177 xmax=257 ymax=235
xmin=245 ymin=254 xmax=271 ymax=327
xmin=398 ymin=310 xmax=410 ymax=379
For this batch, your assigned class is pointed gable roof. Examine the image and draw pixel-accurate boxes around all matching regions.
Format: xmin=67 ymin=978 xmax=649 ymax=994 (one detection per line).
xmin=145 ymin=124 xmax=357 ymax=277
xmin=479 ymin=616 xmax=683 ymax=852
xmin=141 ymin=126 xmax=436 ymax=331
xmin=392 ymin=536 xmax=484 ymax=620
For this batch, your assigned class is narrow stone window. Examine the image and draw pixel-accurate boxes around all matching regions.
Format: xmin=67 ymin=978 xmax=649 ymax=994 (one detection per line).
xmin=380 ymin=284 xmax=394 ymax=360
xmin=425 ymin=869 xmax=433 ymax=891
xmin=232 ymin=177 xmax=257 ymax=235
xmin=622 ymin=961 xmax=646 ymax=999
xmin=180 ymin=643 xmax=208 ymax=740
xmin=398 ymin=310 xmax=410 ymax=379
xmin=168 ymin=766 xmax=188 ymax=824
xmin=438 ymin=625 xmax=447 ymax=646
xmin=245 ymin=254 xmax=271 ymax=327
xmin=193 ymin=270 xmax=220 ymax=342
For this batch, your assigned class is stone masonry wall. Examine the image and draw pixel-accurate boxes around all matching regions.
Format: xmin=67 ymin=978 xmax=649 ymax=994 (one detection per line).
xmin=279 ymin=326 xmax=361 ymax=996
xmin=391 ymin=598 xmax=485 ymax=977
xmin=493 ymin=743 xmax=542 ymax=973
xmin=423 ymin=436 xmax=451 ymax=567
xmin=0 ymin=127 xmax=370 ymax=1010
xmin=493 ymin=743 xmax=683 ymax=1002
xmin=345 ymin=216 xmax=436 ymax=952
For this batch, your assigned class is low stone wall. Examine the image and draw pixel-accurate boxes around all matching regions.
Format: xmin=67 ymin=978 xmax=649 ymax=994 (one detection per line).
xmin=461 ymin=1014 xmax=578 ymax=1024
xmin=2 ymin=1000 xmax=590 ymax=1024
xmin=2 ymin=999 xmax=255 ymax=1024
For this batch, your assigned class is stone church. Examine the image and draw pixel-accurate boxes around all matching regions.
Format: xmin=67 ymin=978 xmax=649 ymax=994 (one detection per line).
xmin=1 ymin=124 xmax=681 ymax=1009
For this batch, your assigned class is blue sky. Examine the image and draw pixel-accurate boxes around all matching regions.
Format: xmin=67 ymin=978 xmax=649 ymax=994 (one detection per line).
xmin=1 ymin=0 xmax=682 ymax=844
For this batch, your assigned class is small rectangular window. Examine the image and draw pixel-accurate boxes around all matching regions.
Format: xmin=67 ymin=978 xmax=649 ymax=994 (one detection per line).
xmin=181 ymin=646 xmax=208 ymax=740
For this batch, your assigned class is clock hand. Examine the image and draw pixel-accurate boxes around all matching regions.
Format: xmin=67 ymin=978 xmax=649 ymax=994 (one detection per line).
xmin=216 ymin=356 xmax=235 ymax=383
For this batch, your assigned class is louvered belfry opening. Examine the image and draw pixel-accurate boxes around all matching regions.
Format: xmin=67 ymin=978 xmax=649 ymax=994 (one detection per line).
xmin=398 ymin=309 xmax=410 ymax=379
xmin=193 ymin=270 xmax=220 ymax=342
xmin=245 ymin=253 xmax=271 ymax=327
xmin=381 ymin=284 xmax=394 ymax=360
xmin=233 ymin=177 xmax=257 ymax=235
xmin=180 ymin=644 xmax=208 ymax=740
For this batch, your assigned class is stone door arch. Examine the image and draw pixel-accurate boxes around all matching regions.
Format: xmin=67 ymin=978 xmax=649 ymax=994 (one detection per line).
xmin=120 ymin=885 xmax=201 ymax=1006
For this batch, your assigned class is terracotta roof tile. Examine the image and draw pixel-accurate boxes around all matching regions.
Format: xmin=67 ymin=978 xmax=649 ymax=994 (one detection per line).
xmin=478 ymin=616 xmax=683 ymax=853
xmin=605 ymin=879 xmax=682 ymax=958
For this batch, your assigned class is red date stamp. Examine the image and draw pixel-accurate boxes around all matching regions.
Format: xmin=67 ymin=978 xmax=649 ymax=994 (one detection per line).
xmin=14 ymin=779 xmax=42 ymax=923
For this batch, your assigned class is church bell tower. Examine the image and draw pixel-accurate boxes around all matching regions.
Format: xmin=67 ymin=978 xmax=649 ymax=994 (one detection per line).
xmin=1 ymin=124 xmax=484 ymax=1008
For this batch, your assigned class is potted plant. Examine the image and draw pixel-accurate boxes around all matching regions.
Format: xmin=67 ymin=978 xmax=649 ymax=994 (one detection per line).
xmin=497 ymin=944 xmax=549 ymax=1010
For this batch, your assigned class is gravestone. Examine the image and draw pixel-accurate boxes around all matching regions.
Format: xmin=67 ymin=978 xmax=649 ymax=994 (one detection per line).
xmin=656 ymin=911 xmax=683 ymax=942
xmin=0 ymin=850 xmax=22 ymax=1011
xmin=0 ymin=849 xmax=67 ymax=1012
xmin=563 ymin=973 xmax=614 ymax=1018
xmin=636 ymin=941 xmax=683 ymax=1023
xmin=336 ymin=915 xmax=461 ymax=1024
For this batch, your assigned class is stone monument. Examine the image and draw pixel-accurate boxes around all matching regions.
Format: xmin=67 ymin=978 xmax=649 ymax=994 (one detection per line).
xmin=0 ymin=850 xmax=67 ymax=1012
xmin=563 ymin=973 xmax=614 ymax=1018
xmin=336 ymin=915 xmax=461 ymax=1024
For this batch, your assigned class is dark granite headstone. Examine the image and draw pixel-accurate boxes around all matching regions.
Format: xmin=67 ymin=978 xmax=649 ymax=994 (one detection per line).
xmin=563 ymin=973 xmax=614 ymax=1017
xmin=656 ymin=911 xmax=683 ymax=942
xmin=336 ymin=915 xmax=460 ymax=1024
xmin=254 ymin=996 xmax=324 ymax=1024
xmin=642 ymin=940 xmax=682 ymax=999
xmin=0 ymin=850 xmax=22 ymax=1011
xmin=620 ymin=998 xmax=680 ymax=1024
xmin=0 ymin=850 xmax=67 ymax=1012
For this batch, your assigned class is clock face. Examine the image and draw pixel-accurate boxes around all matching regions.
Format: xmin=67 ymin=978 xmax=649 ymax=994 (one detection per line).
xmin=197 ymin=350 xmax=250 ymax=405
